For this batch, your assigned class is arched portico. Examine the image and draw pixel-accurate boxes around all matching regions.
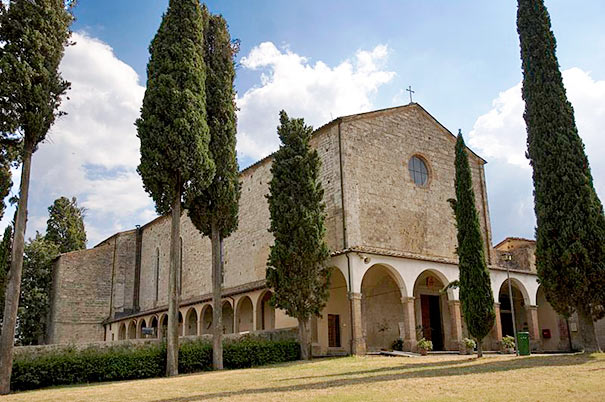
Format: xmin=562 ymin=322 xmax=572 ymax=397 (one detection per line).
xmin=256 ymin=290 xmax=275 ymax=331
xmin=185 ymin=307 xmax=198 ymax=336
xmin=222 ymin=301 xmax=234 ymax=334
xmin=413 ymin=269 xmax=458 ymax=351
xmin=178 ymin=312 xmax=184 ymax=336
xmin=318 ymin=267 xmax=351 ymax=353
xmin=118 ymin=323 xmax=126 ymax=340
xmin=361 ymin=264 xmax=406 ymax=352
xmin=200 ymin=305 xmax=213 ymax=335
xmin=498 ymin=279 xmax=532 ymax=339
xmin=149 ymin=316 xmax=158 ymax=338
xmin=159 ymin=314 xmax=168 ymax=338
xmin=136 ymin=318 xmax=147 ymax=338
xmin=236 ymin=296 xmax=254 ymax=333
xmin=127 ymin=320 xmax=136 ymax=339
xmin=536 ymin=286 xmax=568 ymax=351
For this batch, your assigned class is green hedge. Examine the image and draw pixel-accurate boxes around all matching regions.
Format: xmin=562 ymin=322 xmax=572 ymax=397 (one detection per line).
xmin=11 ymin=338 xmax=300 ymax=391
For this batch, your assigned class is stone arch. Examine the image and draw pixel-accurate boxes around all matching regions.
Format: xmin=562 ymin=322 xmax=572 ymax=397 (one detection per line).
xmin=222 ymin=301 xmax=234 ymax=334
xmin=360 ymin=262 xmax=407 ymax=297
xmin=256 ymin=290 xmax=275 ymax=331
xmin=149 ymin=316 xmax=158 ymax=338
xmin=159 ymin=314 xmax=168 ymax=338
xmin=127 ymin=320 xmax=136 ymax=340
xmin=118 ymin=322 xmax=126 ymax=340
xmin=536 ymin=285 xmax=567 ymax=351
xmin=185 ymin=307 xmax=198 ymax=336
xmin=413 ymin=269 xmax=455 ymax=351
xmin=236 ymin=296 xmax=254 ymax=333
xmin=200 ymin=304 xmax=213 ymax=335
xmin=137 ymin=318 xmax=147 ymax=338
xmin=320 ymin=267 xmax=351 ymax=350
xmin=361 ymin=264 xmax=406 ymax=352
xmin=498 ymin=279 xmax=529 ymax=337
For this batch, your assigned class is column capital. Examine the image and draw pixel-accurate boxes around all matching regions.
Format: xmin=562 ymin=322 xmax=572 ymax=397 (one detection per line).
xmin=526 ymin=305 xmax=538 ymax=311
xmin=448 ymin=299 xmax=461 ymax=306
xmin=494 ymin=302 xmax=501 ymax=307
xmin=401 ymin=296 xmax=415 ymax=303
xmin=348 ymin=292 xmax=362 ymax=301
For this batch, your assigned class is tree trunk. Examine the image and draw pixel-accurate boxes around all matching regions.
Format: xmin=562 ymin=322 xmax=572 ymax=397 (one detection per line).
xmin=476 ymin=338 xmax=483 ymax=358
xmin=211 ymin=219 xmax=223 ymax=370
xmin=298 ymin=317 xmax=311 ymax=360
xmin=166 ymin=186 xmax=181 ymax=377
xmin=0 ymin=142 xmax=33 ymax=395
xmin=577 ymin=305 xmax=601 ymax=353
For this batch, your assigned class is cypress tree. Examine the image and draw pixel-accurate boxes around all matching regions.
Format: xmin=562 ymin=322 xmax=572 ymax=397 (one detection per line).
xmin=266 ymin=111 xmax=331 ymax=360
xmin=46 ymin=196 xmax=87 ymax=253
xmin=136 ymin=0 xmax=214 ymax=375
xmin=449 ymin=131 xmax=495 ymax=357
xmin=517 ymin=0 xmax=605 ymax=352
xmin=0 ymin=1 xmax=73 ymax=393
xmin=187 ymin=7 xmax=240 ymax=370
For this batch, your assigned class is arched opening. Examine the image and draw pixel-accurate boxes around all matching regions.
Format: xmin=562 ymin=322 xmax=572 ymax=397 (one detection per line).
xmin=137 ymin=318 xmax=147 ymax=339
xmin=361 ymin=264 xmax=405 ymax=352
xmin=222 ymin=301 xmax=234 ymax=334
xmin=150 ymin=316 xmax=158 ymax=338
xmin=160 ymin=314 xmax=168 ymax=339
xmin=118 ymin=323 xmax=126 ymax=340
xmin=320 ymin=268 xmax=350 ymax=351
xmin=200 ymin=305 xmax=213 ymax=335
xmin=127 ymin=321 xmax=136 ymax=339
xmin=256 ymin=290 xmax=275 ymax=331
xmin=413 ymin=270 xmax=452 ymax=351
xmin=499 ymin=279 xmax=528 ymax=338
xmin=178 ymin=311 xmax=184 ymax=337
xmin=185 ymin=308 xmax=198 ymax=336
xmin=537 ymin=286 xmax=566 ymax=351
xmin=236 ymin=296 xmax=254 ymax=333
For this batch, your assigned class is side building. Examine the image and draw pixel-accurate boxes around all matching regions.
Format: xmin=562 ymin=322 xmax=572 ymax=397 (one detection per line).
xmin=47 ymin=103 xmax=604 ymax=354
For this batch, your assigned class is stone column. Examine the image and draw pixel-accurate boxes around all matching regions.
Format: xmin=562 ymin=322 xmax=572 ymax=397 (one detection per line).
xmin=349 ymin=292 xmax=366 ymax=355
xmin=448 ymin=300 xmax=463 ymax=350
xmin=493 ymin=302 xmax=502 ymax=350
xmin=401 ymin=297 xmax=417 ymax=351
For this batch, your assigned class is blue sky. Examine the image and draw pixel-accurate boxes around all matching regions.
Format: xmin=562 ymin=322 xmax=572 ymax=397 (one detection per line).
xmin=3 ymin=0 xmax=605 ymax=247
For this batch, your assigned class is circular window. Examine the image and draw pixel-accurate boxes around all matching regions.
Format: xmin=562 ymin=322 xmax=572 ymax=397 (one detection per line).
xmin=408 ymin=156 xmax=428 ymax=186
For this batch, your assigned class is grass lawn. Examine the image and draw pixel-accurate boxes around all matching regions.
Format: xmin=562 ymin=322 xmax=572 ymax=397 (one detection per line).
xmin=4 ymin=353 xmax=605 ymax=401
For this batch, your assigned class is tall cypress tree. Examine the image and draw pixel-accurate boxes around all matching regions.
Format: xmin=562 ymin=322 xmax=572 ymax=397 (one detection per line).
xmin=266 ymin=111 xmax=330 ymax=360
xmin=0 ymin=1 xmax=73 ymax=393
xmin=46 ymin=196 xmax=87 ymax=253
xmin=136 ymin=0 xmax=214 ymax=376
xmin=187 ymin=7 xmax=240 ymax=370
xmin=449 ymin=132 xmax=495 ymax=357
xmin=517 ymin=0 xmax=605 ymax=352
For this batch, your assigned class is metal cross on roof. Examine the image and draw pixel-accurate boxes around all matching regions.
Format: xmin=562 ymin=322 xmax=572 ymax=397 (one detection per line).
xmin=406 ymin=85 xmax=415 ymax=103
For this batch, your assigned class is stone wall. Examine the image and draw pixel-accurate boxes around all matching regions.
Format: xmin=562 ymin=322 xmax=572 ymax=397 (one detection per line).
xmin=340 ymin=104 xmax=494 ymax=262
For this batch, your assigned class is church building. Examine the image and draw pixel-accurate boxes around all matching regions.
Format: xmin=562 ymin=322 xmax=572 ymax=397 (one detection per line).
xmin=46 ymin=103 xmax=605 ymax=354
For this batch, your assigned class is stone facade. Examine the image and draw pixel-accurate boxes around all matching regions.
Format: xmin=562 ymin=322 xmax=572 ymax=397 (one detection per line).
xmin=47 ymin=103 xmax=603 ymax=354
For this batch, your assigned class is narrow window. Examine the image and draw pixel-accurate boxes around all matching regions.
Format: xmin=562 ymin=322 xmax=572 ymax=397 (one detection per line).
xmin=179 ymin=237 xmax=183 ymax=295
xmin=155 ymin=248 xmax=160 ymax=303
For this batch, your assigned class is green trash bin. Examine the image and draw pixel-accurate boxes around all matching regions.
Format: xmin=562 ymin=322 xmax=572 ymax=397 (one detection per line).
xmin=517 ymin=332 xmax=530 ymax=356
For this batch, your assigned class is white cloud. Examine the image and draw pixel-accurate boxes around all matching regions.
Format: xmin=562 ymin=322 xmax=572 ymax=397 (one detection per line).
xmin=468 ymin=67 xmax=605 ymax=242
xmin=236 ymin=42 xmax=396 ymax=160
xmin=26 ymin=32 xmax=155 ymax=246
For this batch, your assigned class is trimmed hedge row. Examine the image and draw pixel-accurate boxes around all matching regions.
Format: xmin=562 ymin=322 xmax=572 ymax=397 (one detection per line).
xmin=11 ymin=337 xmax=300 ymax=391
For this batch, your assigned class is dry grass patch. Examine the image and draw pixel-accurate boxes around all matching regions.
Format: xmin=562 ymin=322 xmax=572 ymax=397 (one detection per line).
xmin=4 ymin=353 xmax=605 ymax=401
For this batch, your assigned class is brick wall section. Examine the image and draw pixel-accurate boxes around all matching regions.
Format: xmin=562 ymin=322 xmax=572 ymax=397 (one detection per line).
xmin=47 ymin=245 xmax=114 ymax=344
xmin=340 ymin=104 xmax=493 ymax=261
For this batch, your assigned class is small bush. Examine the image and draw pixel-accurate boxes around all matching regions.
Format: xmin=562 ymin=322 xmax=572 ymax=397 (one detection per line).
xmin=11 ymin=337 xmax=300 ymax=391
xmin=392 ymin=338 xmax=404 ymax=351
xmin=502 ymin=335 xmax=516 ymax=349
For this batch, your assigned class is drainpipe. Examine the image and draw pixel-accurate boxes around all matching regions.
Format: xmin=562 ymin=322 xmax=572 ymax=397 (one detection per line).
xmin=337 ymin=120 xmax=354 ymax=352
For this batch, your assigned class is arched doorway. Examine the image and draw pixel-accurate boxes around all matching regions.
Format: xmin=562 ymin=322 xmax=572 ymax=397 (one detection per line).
xmin=537 ymin=286 xmax=566 ymax=351
xmin=361 ymin=264 xmax=405 ymax=352
xmin=160 ymin=314 xmax=168 ymax=338
xmin=185 ymin=308 xmax=198 ymax=336
xmin=149 ymin=316 xmax=158 ymax=338
xmin=200 ymin=305 xmax=213 ymax=335
xmin=128 ymin=321 xmax=136 ymax=339
xmin=413 ymin=270 xmax=452 ymax=351
xmin=137 ymin=318 xmax=147 ymax=338
xmin=256 ymin=291 xmax=275 ymax=331
xmin=236 ymin=296 xmax=254 ymax=333
xmin=118 ymin=323 xmax=126 ymax=340
xmin=498 ymin=279 xmax=528 ymax=337
xmin=222 ymin=301 xmax=234 ymax=334
xmin=321 ymin=268 xmax=350 ymax=351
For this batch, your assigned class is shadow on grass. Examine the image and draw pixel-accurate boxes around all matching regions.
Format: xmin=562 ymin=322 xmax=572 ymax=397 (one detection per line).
xmin=154 ymin=354 xmax=597 ymax=401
